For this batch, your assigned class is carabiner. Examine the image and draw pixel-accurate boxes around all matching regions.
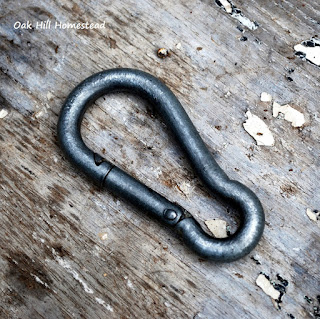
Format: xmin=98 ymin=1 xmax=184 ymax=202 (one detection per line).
xmin=58 ymin=68 xmax=265 ymax=262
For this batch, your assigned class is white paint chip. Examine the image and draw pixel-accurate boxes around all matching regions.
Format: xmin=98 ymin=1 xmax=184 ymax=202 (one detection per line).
xmin=216 ymin=0 xmax=258 ymax=30
xmin=243 ymin=111 xmax=274 ymax=146
xmin=53 ymin=249 xmax=94 ymax=294
xmin=205 ymin=219 xmax=228 ymax=238
xmin=95 ymin=297 xmax=105 ymax=305
xmin=306 ymin=208 xmax=319 ymax=222
xmin=224 ymin=91 xmax=231 ymax=98
xmin=220 ymin=0 xmax=232 ymax=13
xmin=176 ymin=42 xmax=182 ymax=50
xmin=260 ymin=92 xmax=272 ymax=102
xmin=0 ymin=109 xmax=9 ymax=119
xmin=231 ymin=12 xmax=258 ymax=30
xmin=46 ymin=92 xmax=54 ymax=100
xmin=95 ymin=297 xmax=114 ymax=312
xmin=294 ymin=38 xmax=320 ymax=66
xmin=127 ymin=279 xmax=134 ymax=289
xmin=98 ymin=232 xmax=108 ymax=241
xmin=34 ymin=110 xmax=44 ymax=118
xmin=272 ymin=102 xmax=305 ymax=127
xmin=153 ymin=167 xmax=162 ymax=178
xmin=256 ymin=274 xmax=280 ymax=300
xmin=31 ymin=274 xmax=50 ymax=288
xmin=177 ymin=181 xmax=193 ymax=196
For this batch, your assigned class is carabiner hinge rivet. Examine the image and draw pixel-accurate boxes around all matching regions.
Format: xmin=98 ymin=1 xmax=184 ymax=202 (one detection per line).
xmin=164 ymin=209 xmax=177 ymax=221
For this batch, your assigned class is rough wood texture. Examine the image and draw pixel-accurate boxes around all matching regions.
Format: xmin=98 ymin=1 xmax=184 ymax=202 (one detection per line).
xmin=0 ymin=0 xmax=319 ymax=318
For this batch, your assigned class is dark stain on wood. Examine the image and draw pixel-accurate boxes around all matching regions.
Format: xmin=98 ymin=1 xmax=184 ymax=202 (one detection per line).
xmin=47 ymin=183 xmax=70 ymax=204
xmin=186 ymin=279 xmax=197 ymax=289
xmin=5 ymin=250 xmax=53 ymax=299
xmin=280 ymin=183 xmax=298 ymax=197
xmin=109 ymin=37 xmax=117 ymax=49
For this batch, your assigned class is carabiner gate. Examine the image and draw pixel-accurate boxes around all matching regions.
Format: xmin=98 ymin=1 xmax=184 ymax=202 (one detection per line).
xmin=58 ymin=68 xmax=265 ymax=262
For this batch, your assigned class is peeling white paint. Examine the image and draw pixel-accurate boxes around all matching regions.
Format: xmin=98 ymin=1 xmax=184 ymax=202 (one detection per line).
xmin=220 ymin=0 xmax=232 ymax=13
xmin=294 ymin=38 xmax=320 ymax=66
xmin=243 ymin=111 xmax=274 ymax=146
xmin=260 ymin=92 xmax=272 ymax=102
xmin=272 ymin=102 xmax=305 ymax=127
xmin=205 ymin=219 xmax=228 ymax=238
xmin=34 ymin=110 xmax=44 ymax=118
xmin=127 ymin=279 xmax=134 ymax=289
xmin=53 ymin=249 xmax=94 ymax=294
xmin=176 ymin=42 xmax=182 ymax=50
xmin=46 ymin=92 xmax=54 ymax=100
xmin=95 ymin=297 xmax=114 ymax=312
xmin=153 ymin=166 xmax=162 ymax=178
xmin=177 ymin=181 xmax=193 ymax=196
xmin=31 ymin=274 xmax=50 ymax=288
xmin=252 ymin=254 xmax=262 ymax=264
xmin=0 ymin=109 xmax=9 ymax=119
xmin=92 ymin=197 xmax=108 ymax=211
xmin=95 ymin=297 xmax=105 ymax=305
xmin=105 ymin=304 xmax=114 ymax=312
xmin=232 ymin=12 xmax=258 ymax=31
xmin=256 ymin=274 xmax=280 ymax=300
xmin=306 ymin=208 xmax=319 ymax=222
xmin=216 ymin=0 xmax=259 ymax=30
xmin=224 ymin=91 xmax=231 ymax=98
xmin=32 ymin=232 xmax=45 ymax=243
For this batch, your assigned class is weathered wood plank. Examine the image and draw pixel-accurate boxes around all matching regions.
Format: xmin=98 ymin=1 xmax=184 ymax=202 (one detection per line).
xmin=0 ymin=0 xmax=319 ymax=318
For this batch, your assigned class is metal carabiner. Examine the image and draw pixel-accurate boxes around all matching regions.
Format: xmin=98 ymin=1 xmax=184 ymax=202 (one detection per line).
xmin=58 ymin=68 xmax=264 ymax=262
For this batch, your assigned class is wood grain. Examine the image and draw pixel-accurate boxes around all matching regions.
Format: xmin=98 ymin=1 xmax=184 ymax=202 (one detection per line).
xmin=0 ymin=0 xmax=319 ymax=318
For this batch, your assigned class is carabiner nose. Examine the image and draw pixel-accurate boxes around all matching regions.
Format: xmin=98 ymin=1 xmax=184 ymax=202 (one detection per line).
xmin=58 ymin=68 xmax=265 ymax=262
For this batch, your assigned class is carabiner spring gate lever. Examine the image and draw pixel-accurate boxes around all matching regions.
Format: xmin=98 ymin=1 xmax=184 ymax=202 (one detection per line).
xmin=58 ymin=68 xmax=264 ymax=262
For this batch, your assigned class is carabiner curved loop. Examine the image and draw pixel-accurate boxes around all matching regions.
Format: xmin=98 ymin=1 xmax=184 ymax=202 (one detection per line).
xmin=58 ymin=68 xmax=265 ymax=262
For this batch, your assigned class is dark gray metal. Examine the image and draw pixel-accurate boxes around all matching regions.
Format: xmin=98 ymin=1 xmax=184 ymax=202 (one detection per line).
xmin=58 ymin=68 xmax=265 ymax=262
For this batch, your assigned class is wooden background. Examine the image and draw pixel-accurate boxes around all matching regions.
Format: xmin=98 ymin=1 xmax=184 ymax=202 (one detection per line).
xmin=0 ymin=0 xmax=319 ymax=318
